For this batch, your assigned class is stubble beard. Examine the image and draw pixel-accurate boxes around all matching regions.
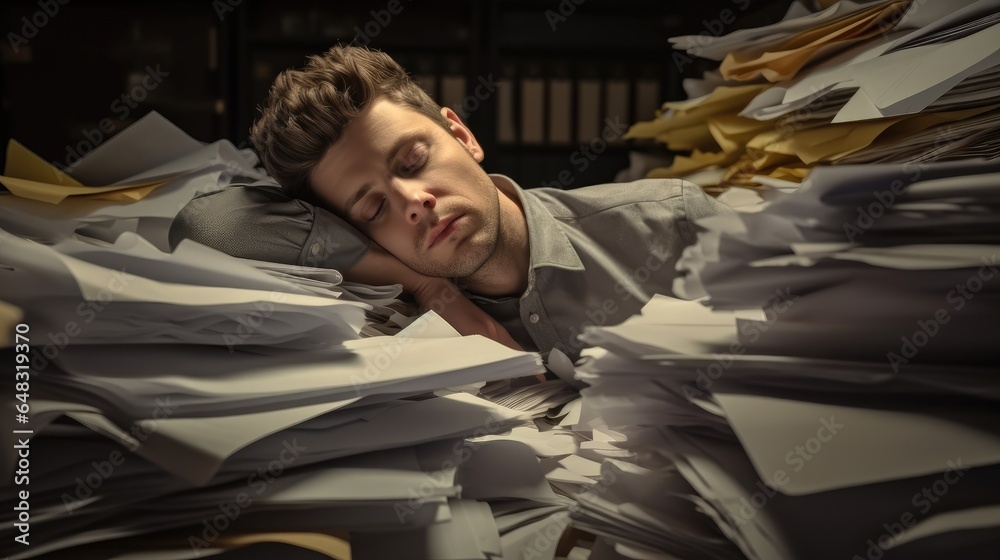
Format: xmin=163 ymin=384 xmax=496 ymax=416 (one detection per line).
xmin=416 ymin=150 xmax=503 ymax=279
xmin=413 ymin=202 xmax=500 ymax=279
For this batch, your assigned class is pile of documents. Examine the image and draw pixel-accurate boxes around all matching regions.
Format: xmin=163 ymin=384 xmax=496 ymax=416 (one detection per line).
xmin=562 ymin=156 xmax=1000 ymax=559
xmin=0 ymin=115 xmax=580 ymax=559
xmin=569 ymin=294 xmax=1000 ymax=559
xmin=0 ymin=112 xmax=268 ymax=250
xmin=675 ymin=159 xmax=1000 ymax=365
xmin=590 ymin=5 xmax=1000 ymax=554
xmin=625 ymin=0 xmax=1000 ymax=191
xmin=0 ymin=318 xmax=558 ymax=558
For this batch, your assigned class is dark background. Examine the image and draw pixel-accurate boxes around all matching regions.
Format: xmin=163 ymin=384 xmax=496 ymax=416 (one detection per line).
xmin=1 ymin=0 xmax=793 ymax=189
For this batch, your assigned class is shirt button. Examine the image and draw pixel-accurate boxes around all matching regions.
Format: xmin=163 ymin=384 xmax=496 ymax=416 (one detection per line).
xmin=529 ymin=313 xmax=540 ymax=324
xmin=310 ymin=243 xmax=321 ymax=256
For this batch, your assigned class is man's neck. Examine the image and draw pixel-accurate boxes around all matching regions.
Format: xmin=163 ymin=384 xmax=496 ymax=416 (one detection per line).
xmin=459 ymin=178 xmax=530 ymax=298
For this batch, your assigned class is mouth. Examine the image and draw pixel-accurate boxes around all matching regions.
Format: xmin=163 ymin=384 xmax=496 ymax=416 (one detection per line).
xmin=427 ymin=215 xmax=463 ymax=250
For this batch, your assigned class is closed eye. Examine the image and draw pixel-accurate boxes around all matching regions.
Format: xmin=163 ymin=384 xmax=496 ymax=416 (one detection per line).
xmin=368 ymin=197 xmax=386 ymax=222
xmin=399 ymin=145 xmax=428 ymax=176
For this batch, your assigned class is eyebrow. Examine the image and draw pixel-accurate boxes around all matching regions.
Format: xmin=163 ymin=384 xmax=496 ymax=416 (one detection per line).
xmin=344 ymin=132 xmax=422 ymax=217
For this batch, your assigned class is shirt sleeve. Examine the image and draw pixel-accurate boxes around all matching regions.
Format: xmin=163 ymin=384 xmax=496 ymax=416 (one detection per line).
xmin=168 ymin=183 xmax=371 ymax=272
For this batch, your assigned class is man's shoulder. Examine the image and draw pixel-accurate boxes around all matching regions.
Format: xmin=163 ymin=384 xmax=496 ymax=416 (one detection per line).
xmin=525 ymin=178 xmax=703 ymax=220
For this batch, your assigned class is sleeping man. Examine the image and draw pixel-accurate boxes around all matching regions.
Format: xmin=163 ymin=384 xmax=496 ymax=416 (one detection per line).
xmin=171 ymin=45 xmax=732 ymax=360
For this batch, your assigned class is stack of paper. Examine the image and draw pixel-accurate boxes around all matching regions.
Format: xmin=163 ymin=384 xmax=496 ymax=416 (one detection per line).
xmin=0 ymin=229 xmax=368 ymax=351
xmin=675 ymin=159 xmax=1000 ymax=366
xmin=628 ymin=0 xmax=1000 ymax=190
xmin=0 ymin=111 xmax=269 ymax=250
xmin=565 ymin=293 xmax=1000 ymax=560
xmin=562 ymin=159 xmax=1000 ymax=558
xmin=0 ymin=114 xmax=580 ymax=559
xmin=0 ymin=196 xmax=557 ymax=555
xmin=0 ymin=307 xmax=563 ymax=558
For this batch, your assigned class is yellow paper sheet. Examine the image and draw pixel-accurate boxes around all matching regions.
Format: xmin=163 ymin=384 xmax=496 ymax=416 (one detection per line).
xmin=749 ymin=150 xmax=800 ymax=172
xmin=771 ymin=166 xmax=810 ymax=181
xmin=0 ymin=175 xmax=169 ymax=204
xmin=1 ymin=138 xmax=173 ymax=204
xmin=4 ymin=139 xmax=83 ymax=186
xmin=708 ymin=115 xmax=773 ymax=154
xmin=730 ymin=164 xmax=809 ymax=184
xmin=657 ymin=124 xmax=720 ymax=152
xmin=721 ymin=161 xmax=809 ymax=188
xmin=217 ymin=532 xmax=351 ymax=559
xmin=647 ymin=149 xmax=737 ymax=178
xmin=84 ymin=183 xmax=164 ymax=202
xmin=661 ymin=84 xmax=771 ymax=115
xmin=626 ymin=84 xmax=770 ymax=151
xmin=0 ymin=301 xmax=25 ymax=348
xmin=626 ymin=114 xmax=711 ymax=140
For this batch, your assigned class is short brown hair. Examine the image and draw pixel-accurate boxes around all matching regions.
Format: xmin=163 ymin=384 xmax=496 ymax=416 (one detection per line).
xmin=250 ymin=45 xmax=446 ymax=203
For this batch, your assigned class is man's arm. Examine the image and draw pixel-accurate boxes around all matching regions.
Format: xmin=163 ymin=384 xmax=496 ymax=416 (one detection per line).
xmin=170 ymin=184 xmax=522 ymax=351
xmin=345 ymin=243 xmax=523 ymax=351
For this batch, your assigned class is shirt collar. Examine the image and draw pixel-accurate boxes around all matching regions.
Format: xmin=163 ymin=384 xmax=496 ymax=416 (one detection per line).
xmin=490 ymin=174 xmax=585 ymax=272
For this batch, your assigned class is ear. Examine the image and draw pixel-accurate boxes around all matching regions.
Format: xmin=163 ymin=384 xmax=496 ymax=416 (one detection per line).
xmin=440 ymin=106 xmax=485 ymax=163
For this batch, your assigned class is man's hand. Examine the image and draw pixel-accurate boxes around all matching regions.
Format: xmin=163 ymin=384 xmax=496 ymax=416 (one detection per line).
xmin=344 ymin=243 xmax=524 ymax=351
xmin=408 ymin=275 xmax=523 ymax=351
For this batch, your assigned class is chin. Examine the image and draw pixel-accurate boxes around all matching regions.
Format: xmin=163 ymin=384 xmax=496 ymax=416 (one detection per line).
xmin=432 ymin=252 xmax=486 ymax=279
xmin=410 ymin=258 xmax=467 ymax=279
xmin=431 ymin=260 xmax=476 ymax=279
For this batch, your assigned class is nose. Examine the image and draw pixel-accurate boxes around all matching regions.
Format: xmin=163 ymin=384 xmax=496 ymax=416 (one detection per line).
xmin=392 ymin=177 xmax=436 ymax=225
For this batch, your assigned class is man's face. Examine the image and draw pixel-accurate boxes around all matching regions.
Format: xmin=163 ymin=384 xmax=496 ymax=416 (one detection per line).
xmin=309 ymin=98 xmax=501 ymax=278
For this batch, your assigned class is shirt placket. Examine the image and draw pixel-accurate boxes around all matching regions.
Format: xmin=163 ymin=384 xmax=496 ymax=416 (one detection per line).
xmin=519 ymin=284 xmax=560 ymax=355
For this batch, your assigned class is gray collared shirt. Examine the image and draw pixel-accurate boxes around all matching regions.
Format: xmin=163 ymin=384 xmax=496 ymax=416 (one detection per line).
xmin=466 ymin=175 xmax=733 ymax=360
